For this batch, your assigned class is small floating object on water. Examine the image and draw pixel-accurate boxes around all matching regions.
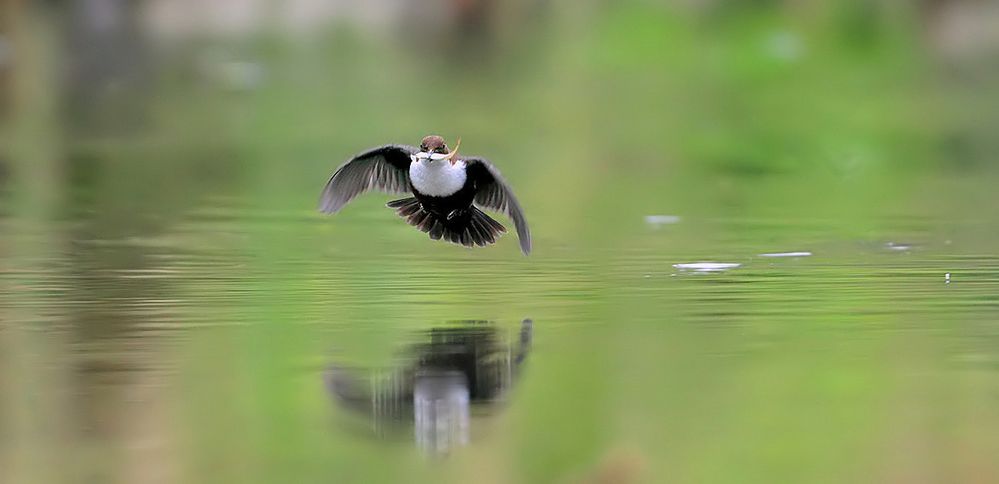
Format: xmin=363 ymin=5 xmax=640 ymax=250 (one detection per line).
xmin=886 ymin=242 xmax=912 ymax=251
xmin=758 ymin=251 xmax=812 ymax=258
xmin=945 ymin=272 xmax=951 ymax=284
xmin=672 ymin=262 xmax=741 ymax=273
xmin=645 ymin=215 xmax=681 ymax=227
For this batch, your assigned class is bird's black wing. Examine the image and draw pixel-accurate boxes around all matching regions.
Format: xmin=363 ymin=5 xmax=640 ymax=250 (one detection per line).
xmin=318 ymin=144 xmax=417 ymax=214
xmin=464 ymin=157 xmax=532 ymax=255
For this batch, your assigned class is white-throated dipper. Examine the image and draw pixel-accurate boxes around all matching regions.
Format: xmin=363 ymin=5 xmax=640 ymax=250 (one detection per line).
xmin=319 ymin=135 xmax=531 ymax=254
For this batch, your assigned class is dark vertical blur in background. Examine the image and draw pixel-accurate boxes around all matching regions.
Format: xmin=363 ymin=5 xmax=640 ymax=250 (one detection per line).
xmin=3 ymin=2 xmax=999 ymax=484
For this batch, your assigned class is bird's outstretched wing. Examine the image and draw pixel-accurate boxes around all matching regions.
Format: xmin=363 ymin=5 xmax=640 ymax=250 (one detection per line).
xmin=464 ymin=157 xmax=532 ymax=255
xmin=319 ymin=145 xmax=417 ymax=214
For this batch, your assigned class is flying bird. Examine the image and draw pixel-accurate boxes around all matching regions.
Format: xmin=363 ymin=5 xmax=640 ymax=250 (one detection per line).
xmin=319 ymin=135 xmax=531 ymax=254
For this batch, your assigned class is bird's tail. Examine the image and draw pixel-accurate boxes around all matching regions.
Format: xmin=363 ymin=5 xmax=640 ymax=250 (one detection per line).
xmin=387 ymin=197 xmax=506 ymax=248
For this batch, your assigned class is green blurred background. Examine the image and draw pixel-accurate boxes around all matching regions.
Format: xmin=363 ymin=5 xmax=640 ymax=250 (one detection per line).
xmin=2 ymin=1 xmax=999 ymax=483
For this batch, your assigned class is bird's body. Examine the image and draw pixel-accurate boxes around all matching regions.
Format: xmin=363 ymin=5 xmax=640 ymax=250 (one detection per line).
xmin=319 ymin=136 xmax=531 ymax=254
xmin=409 ymin=157 xmax=467 ymax=197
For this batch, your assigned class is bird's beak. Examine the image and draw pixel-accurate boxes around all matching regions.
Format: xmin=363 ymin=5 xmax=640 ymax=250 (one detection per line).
xmin=444 ymin=137 xmax=461 ymax=165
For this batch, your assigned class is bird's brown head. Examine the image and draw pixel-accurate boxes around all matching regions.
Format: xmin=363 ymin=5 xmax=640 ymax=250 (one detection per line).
xmin=419 ymin=135 xmax=462 ymax=165
xmin=420 ymin=135 xmax=447 ymax=154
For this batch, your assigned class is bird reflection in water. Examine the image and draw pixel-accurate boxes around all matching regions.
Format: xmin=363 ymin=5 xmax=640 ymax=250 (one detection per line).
xmin=325 ymin=319 xmax=532 ymax=454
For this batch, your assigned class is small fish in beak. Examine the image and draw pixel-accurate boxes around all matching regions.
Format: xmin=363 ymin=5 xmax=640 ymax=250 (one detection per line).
xmin=444 ymin=137 xmax=461 ymax=165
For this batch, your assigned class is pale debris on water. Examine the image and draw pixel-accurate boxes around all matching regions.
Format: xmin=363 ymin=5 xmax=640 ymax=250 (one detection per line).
xmin=672 ymin=262 xmax=741 ymax=273
xmin=645 ymin=215 xmax=681 ymax=228
xmin=758 ymin=251 xmax=812 ymax=258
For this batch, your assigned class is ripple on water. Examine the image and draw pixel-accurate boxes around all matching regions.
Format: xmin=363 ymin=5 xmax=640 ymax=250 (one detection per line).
xmin=672 ymin=262 xmax=742 ymax=273
xmin=644 ymin=215 xmax=681 ymax=228
xmin=758 ymin=251 xmax=813 ymax=258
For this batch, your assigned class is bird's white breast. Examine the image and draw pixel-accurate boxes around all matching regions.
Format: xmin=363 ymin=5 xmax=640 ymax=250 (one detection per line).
xmin=409 ymin=158 xmax=467 ymax=197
